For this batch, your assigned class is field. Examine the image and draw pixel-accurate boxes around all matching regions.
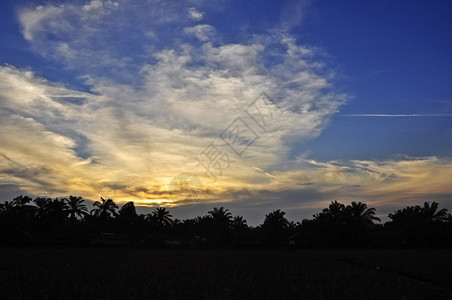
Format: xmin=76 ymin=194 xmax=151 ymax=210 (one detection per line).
xmin=0 ymin=247 xmax=451 ymax=299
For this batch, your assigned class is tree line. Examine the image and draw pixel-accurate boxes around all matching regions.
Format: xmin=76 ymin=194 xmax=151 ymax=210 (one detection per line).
xmin=1 ymin=195 xmax=451 ymax=247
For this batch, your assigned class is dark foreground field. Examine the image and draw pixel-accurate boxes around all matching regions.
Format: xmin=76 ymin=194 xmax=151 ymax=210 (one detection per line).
xmin=0 ymin=248 xmax=451 ymax=299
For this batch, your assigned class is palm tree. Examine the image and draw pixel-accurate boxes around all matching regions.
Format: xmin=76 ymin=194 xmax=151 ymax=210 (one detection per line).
xmin=152 ymin=207 xmax=173 ymax=228
xmin=422 ymin=201 xmax=448 ymax=224
xmin=91 ymin=197 xmax=118 ymax=220
xmin=0 ymin=201 xmax=15 ymax=216
xmin=311 ymin=201 xmax=349 ymax=246
xmin=10 ymin=195 xmax=36 ymax=227
xmin=12 ymin=195 xmax=36 ymax=216
xmin=327 ymin=200 xmax=346 ymax=219
xmin=33 ymin=197 xmax=51 ymax=219
xmin=119 ymin=201 xmax=137 ymax=218
xmin=388 ymin=202 xmax=448 ymax=226
xmin=0 ymin=201 xmax=21 ymax=242
xmin=446 ymin=213 xmax=452 ymax=223
xmin=261 ymin=209 xmax=289 ymax=245
xmin=11 ymin=195 xmax=33 ymax=208
xmin=263 ymin=209 xmax=288 ymax=229
xmin=45 ymin=198 xmax=69 ymax=233
xmin=389 ymin=206 xmax=420 ymax=225
xmin=46 ymin=198 xmax=69 ymax=216
xmin=286 ymin=221 xmax=302 ymax=234
xmin=347 ymin=201 xmax=380 ymax=225
xmin=313 ymin=201 xmax=346 ymax=224
xmin=117 ymin=201 xmax=138 ymax=233
xmin=65 ymin=196 xmax=88 ymax=221
xmin=342 ymin=202 xmax=380 ymax=245
xmin=388 ymin=202 xmax=449 ymax=245
xmin=208 ymin=207 xmax=232 ymax=227
xmin=232 ymin=216 xmax=248 ymax=231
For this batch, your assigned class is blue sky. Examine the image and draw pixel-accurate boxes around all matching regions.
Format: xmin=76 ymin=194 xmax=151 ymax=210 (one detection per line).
xmin=303 ymin=0 xmax=452 ymax=160
xmin=0 ymin=0 xmax=451 ymax=224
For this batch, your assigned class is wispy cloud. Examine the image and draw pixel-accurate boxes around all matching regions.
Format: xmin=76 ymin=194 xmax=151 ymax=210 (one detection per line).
xmin=184 ymin=24 xmax=215 ymax=41
xmin=219 ymin=156 xmax=452 ymax=222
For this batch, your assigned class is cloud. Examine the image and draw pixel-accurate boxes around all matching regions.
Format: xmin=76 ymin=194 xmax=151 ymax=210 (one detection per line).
xmin=280 ymin=0 xmax=311 ymax=31
xmin=188 ymin=7 xmax=204 ymax=21
xmin=205 ymin=156 xmax=452 ymax=223
xmin=17 ymin=0 xmax=188 ymax=78
xmin=184 ymin=24 xmax=215 ymax=41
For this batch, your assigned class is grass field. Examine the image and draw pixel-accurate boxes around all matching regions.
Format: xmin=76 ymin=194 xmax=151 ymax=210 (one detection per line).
xmin=0 ymin=247 xmax=451 ymax=299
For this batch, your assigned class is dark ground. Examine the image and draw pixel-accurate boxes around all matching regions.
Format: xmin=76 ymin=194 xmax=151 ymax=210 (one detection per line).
xmin=0 ymin=247 xmax=451 ymax=299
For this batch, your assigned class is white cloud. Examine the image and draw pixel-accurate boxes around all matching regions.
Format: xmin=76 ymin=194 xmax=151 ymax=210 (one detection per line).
xmin=188 ymin=7 xmax=204 ymax=21
xmin=83 ymin=0 xmax=103 ymax=12
xmin=184 ymin=24 xmax=215 ymax=41
xmin=19 ymin=5 xmax=64 ymax=41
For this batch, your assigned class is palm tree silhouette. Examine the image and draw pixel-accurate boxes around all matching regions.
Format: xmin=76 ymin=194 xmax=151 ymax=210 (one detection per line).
xmin=91 ymin=197 xmax=118 ymax=220
xmin=263 ymin=209 xmax=288 ymax=229
xmin=152 ymin=207 xmax=173 ymax=228
xmin=313 ymin=201 xmax=346 ymax=225
xmin=46 ymin=198 xmax=68 ymax=216
xmin=347 ymin=201 xmax=381 ymax=225
xmin=343 ymin=201 xmax=380 ymax=244
xmin=119 ymin=201 xmax=137 ymax=218
xmin=3 ymin=191 xmax=452 ymax=248
xmin=327 ymin=200 xmax=346 ymax=219
xmin=388 ymin=202 xmax=448 ymax=225
xmin=232 ymin=216 xmax=248 ymax=231
xmin=12 ymin=195 xmax=36 ymax=216
xmin=45 ymin=198 xmax=69 ymax=233
xmin=12 ymin=195 xmax=33 ymax=208
xmin=0 ymin=201 xmax=15 ymax=215
xmin=117 ymin=201 xmax=138 ymax=234
xmin=260 ymin=209 xmax=289 ymax=246
xmin=65 ymin=196 xmax=88 ymax=221
xmin=388 ymin=201 xmax=449 ymax=245
xmin=33 ymin=197 xmax=51 ymax=220
xmin=208 ymin=207 xmax=232 ymax=227
xmin=421 ymin=201 xmax=448 ymax=224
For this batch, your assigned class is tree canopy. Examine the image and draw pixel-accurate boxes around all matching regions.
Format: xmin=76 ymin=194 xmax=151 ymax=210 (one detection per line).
xmin=1 ymin=196 xmax=451 ymax=247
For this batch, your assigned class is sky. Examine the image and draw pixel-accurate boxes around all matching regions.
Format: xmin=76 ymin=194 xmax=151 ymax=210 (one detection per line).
xmin=0 ymin=0 xmax=451 ymax=225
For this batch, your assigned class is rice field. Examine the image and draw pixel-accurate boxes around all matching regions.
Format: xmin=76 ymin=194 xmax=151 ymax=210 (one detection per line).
xmin=0 ymin=247 xmax=451 ymax=299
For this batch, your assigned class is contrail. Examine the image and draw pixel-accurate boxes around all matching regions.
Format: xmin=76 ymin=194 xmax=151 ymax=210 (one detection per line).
xmin=341 ymin=114 xmax=452 ymax=117
xmin=252 ymin=166 xmax=281 ymax=179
